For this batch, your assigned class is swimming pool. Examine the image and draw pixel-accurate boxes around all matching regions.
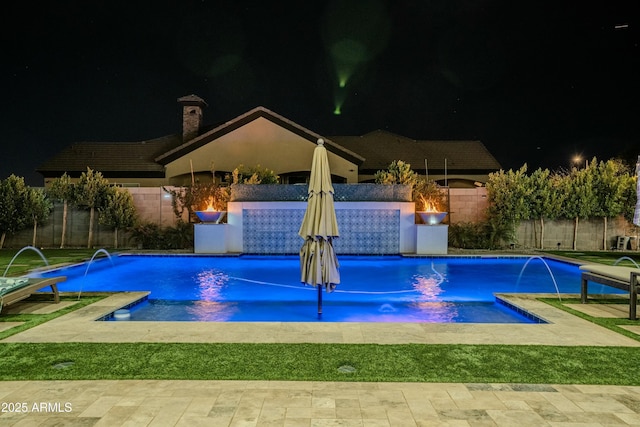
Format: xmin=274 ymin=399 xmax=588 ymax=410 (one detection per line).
xmin=36 ymin=254 xmax=620 ymax=323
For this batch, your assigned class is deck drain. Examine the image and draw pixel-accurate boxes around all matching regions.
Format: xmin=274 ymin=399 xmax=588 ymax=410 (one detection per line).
xmin=52 ymin=361 xmax=75 ymax=369
xmin=338 ymin=365 xmax=356 ymax=374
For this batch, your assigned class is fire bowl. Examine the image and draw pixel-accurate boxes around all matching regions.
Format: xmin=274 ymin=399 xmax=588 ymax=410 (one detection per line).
xmin=417 ymin=212 xmax=448 ymax=225
xmin=195 ymin=211 xmax=226 ymax=223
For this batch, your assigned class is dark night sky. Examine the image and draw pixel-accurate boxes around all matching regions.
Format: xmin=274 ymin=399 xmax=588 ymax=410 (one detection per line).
xmin=2 ymin=0 xmax=639 ymax=185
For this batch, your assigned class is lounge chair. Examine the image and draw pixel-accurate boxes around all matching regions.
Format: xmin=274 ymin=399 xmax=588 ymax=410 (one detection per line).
xmin=0 ymin=276 xmax=66 ymax=312
xmin=579 ymin=264 xmax=640 ymax=320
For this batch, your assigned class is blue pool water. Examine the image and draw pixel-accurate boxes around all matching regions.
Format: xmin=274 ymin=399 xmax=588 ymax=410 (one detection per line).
xmin=36 ymin=255 xmax=619 ymax=323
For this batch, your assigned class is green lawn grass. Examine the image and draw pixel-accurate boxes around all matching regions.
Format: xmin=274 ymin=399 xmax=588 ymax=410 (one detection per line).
xmin=1 ymin=248 xmax=639 ymax=385
xmin=0 ymin=342 xmax=638 ymax=385
xmin=543 ymin=250 xmax=639 ymax=266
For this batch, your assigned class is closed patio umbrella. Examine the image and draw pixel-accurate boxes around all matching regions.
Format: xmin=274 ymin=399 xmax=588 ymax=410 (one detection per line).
xmin=299 ymin=138 xmax=340 ymax=317
xmin=634 ymin=155 xmax=640 ymax=227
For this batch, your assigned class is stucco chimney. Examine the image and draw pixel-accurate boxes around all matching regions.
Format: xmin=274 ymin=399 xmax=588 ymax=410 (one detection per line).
xmin=177 ymin=94 xmax=207 ymax=142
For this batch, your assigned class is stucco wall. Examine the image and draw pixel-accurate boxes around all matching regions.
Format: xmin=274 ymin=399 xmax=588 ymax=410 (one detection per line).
xmin=165 ymin=117 xmax=359 ymax=183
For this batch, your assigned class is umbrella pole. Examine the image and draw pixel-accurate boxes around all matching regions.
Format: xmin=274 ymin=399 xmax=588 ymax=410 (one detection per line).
xmin=317 ymin=286 xmax=322 ymax=317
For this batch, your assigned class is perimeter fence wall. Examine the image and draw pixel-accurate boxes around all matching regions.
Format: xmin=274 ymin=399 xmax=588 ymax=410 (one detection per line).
xmin=3 ymin=186 xmax=636 ymax=251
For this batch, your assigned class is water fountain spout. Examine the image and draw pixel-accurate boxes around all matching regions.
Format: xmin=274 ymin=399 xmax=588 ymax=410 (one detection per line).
xmin=517 ymin=256 xmax=562 ymax=301
xmin=78 ymin=249 xmax=114 ymax=300
xmin=83 ymin=249 xmax=114 ymax=275
xmin=613 ymin=256 xmax=640 ymax=268
xmin=3 ymin=246 xmax=49 ymax=277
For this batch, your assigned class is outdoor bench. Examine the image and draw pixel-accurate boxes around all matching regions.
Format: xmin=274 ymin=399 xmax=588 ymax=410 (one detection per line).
xmin=579 ymin=264 xmax=639 ymax=320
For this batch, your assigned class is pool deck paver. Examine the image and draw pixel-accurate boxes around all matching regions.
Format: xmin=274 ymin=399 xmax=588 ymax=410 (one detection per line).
xmin=1 ymin=293 xmax=640 ymax=426
xmin=1 ymin=380 xmax=640 ymax=426
xmin=4 ymin=292 xmax=639 ymax=346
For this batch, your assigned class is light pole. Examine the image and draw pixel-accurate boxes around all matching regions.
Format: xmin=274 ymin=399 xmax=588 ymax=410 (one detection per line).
xmin=571 ymin=155 xmax=586 ymax=169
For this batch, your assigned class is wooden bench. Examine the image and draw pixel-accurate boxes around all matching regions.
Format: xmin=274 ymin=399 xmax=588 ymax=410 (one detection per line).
xmin=580 ymin=264 xmax=639 ymax=320
xmin=0 ymin=276 xmax=66 ymax=311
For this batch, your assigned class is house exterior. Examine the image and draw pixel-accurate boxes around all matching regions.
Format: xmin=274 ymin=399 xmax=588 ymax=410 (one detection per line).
xmin=37 ymin=95 xmax=501 ymax=188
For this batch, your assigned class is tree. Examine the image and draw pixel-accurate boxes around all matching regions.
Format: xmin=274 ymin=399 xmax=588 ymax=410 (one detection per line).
xmin=75 ymin=168 xmax=111 ymax=248
xmin=560 ymin=162 xmax=597 ymax=250
xmin=46 ymin=173 xmax=74 ymax=248
xmin=526 ymin=167 xmax=568 ymax=250
xmin=0 ymin=175 xmax=31 ymax=248
xmin=621 ymin=175 xmax=638 ymax=225
xmin=98 ymin=187 xmax=137 ymax=248
xmin=591 ymin=159 xmax=632 ymax=249
xmin=24 ymin=187 xmax=53 ymax=247
xmin=485 ymin=165 xmax=531 ymax=245
xmin=526 ymin=168 xmax=553 ymax=249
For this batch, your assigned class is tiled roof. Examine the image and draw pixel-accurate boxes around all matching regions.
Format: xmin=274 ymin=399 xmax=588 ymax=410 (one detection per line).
xmin=37 ymin=112 xmax=501 ymax=180
xmin=37 ymin=135 xmax=182 ymax=177
xmin=331 ymin=130 xmax=501 ymax=172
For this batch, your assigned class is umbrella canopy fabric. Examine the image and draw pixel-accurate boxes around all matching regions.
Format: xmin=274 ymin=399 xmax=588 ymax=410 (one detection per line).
xmin=634 ymin=155 xmax=640 ymax=227
xmin=299 ymin=239 xmax=340 ymax=291
xmin=299 ymin=139 xmax=340 ymax=293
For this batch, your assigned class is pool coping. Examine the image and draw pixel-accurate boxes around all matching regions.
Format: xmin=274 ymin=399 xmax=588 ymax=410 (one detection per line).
xmin=95 ymin=293 xmax=549 ymax=324
xmin=3 ymin=291 xmax=639 ymax=347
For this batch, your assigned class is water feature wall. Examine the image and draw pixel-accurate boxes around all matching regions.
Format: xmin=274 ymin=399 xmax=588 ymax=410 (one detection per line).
xmin=225 ymin=201 xmax=415 ymax=255
xmin=210 ymin=184 xmax=417 ymax=255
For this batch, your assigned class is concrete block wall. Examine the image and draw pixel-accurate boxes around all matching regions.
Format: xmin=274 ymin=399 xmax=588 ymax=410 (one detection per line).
xmin=516 ymin=216 xmax=637 ymax=251
xmin=127 ymin=187 xmax=181 ymax=227
xmin=3 ymin=187 xmax=182 ymax=249
xmin=447 ymin=188 xmax=488 ymax=224
xmin=5 ymin=206 xmax=122 ymax=248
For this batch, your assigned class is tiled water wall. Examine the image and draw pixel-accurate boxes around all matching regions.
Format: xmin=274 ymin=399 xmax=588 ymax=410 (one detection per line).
xmin=242 ymin=208 xmax=400 ymax=254
xmin=227 ymin=201 xmax=416 ymax=254
xmin=243 ymin=209 xmax=305 ymax=254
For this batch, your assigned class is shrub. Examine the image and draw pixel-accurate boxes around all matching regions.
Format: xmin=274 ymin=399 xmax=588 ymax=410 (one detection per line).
xmin=130 ymin=221 xmax=164 ymax=249
xmin=448 ymin=221 xmax=512 ymax=250
xmin=163 ymin=220 xmax=194 ymax=249
xmin=129 ymin=221 xmax=194 ymax=250
xmin=413 ymin=178 xmax=447 ymax=212
xmin=163 ymin=183 xmax=230 ymax=221
xmin=231 ymin=164 xmax=279 ymax=184
xmin=374 ymin=160 xmax=418 ymax=188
